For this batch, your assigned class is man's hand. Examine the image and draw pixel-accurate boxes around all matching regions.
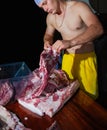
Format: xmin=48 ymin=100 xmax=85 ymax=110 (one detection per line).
xmin=44 ymin=41 xmax=52 ymax=50
xmin=52 ymin=40 xmax=71 ymax=53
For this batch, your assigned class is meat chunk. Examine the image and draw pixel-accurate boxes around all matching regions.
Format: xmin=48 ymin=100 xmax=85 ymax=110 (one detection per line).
xmin=18 ymin=80 xmax=79 ymax=117
xmin=0 ymin=81 xmax=14 ymax=106
xmin=18 ymin=48 xmax=80 ymax=117
xmin=0 ymin=105 xmax=31 ymax=130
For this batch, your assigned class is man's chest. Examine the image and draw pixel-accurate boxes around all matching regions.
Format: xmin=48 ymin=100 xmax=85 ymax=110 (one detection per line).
xmin=54 ymin=15 xmax=85 ymax=39
xmin=54 ymin=13 xmax=85 ymax=33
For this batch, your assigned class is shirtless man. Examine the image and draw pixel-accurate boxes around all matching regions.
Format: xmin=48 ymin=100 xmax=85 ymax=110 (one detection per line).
xmin=34 ymin=0 xmax=104 ymax=99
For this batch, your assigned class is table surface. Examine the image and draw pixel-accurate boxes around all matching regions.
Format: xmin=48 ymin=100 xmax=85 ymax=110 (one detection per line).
xmin=6 ymin=89 xmax=107 ymax=130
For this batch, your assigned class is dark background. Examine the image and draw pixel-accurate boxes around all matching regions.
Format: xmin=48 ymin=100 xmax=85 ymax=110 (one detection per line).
xmin=1 ymin=0 xmax=107 ymax=108
xmin=1 ymin=0 xmax=47 ymax=70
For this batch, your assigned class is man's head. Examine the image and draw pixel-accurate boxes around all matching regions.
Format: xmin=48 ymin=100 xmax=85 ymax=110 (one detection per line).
xmin=34 ymin=0 xmax=61 ymax=14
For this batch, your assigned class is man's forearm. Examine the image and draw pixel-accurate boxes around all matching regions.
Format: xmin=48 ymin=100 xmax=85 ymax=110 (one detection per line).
xmin=70 ymin=24 xmax=104 ymax=47
xmin=44 ymin=33 xmax=53 ymax=45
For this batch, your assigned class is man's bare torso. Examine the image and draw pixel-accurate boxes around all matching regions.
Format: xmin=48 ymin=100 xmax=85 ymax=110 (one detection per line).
xmin=51 ymin=1 xmax=94 ymax=53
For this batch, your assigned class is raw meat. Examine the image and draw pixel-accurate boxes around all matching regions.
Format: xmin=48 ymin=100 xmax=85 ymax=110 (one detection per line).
xmin=18 ymin=48 xmax=80 ymax=117
xmin=0 ymin=81 xmax=14 ymax=106
xmin=0 ymin=105 xmax=31 ymax=130
xmin=18 ymin=80 xmax=79 ymax=117
xmin=17 ymin=48 xmax=60 ymax=99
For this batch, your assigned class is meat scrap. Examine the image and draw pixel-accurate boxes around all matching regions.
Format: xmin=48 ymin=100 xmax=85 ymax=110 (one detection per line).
xmin=0 ymin=81 xmax=14 ymax=106
xmin=17 ymin=48 xmax=60 ymax=100
xmin=18 ymin=48 xmax=80 ymax=117
xmin=0 ymin=105 xmax=31 ymax=130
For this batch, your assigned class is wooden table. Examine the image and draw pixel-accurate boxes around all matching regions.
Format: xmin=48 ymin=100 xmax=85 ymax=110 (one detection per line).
xmin=6 ymin=89 xmax=107 ymax=130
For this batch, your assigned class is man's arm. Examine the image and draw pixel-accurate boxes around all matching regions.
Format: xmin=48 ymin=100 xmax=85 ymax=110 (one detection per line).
xmin=69 ymin=2 xmax=104 ymax=47
xmin=43 ymin=14 xmax=55 ymax=50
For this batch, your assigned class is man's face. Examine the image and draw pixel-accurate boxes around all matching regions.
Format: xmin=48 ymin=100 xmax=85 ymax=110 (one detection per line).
xmin=38 ymin=0 xmax=58 ymax=14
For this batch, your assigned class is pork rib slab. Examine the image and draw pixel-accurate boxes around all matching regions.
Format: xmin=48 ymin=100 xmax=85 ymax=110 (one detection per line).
xmin=18 ymin=80 xmax=79 ymax=118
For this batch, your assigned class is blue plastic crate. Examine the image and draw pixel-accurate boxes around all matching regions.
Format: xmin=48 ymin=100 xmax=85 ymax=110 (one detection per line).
xmin=0 ymin=62 xmax=31 ymax=80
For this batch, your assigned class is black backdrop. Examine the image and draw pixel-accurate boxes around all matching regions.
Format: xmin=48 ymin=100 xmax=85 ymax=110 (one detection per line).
xmin=1 ymin=0 xmax=47 ymax=71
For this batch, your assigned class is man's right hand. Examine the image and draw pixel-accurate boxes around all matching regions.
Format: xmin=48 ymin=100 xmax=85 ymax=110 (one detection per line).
xmin=44 ymin=42 xmax=52 ymax=50
xmin=52 ymin=40 xmax=71 ymax=53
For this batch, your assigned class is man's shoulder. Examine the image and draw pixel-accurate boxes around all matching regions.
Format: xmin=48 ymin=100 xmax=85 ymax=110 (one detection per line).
xmin=46 ymin=13 xmax=55 ymax=25
xmin=67 ymin=1 xmax=89 ymax=8
xmin=67 ymin=1 xmax=92 ymax=13
xmin=46 ymin=13 xmax=55 ymax=21
xmin=75 ymin=1 xmax=90 ymax=8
